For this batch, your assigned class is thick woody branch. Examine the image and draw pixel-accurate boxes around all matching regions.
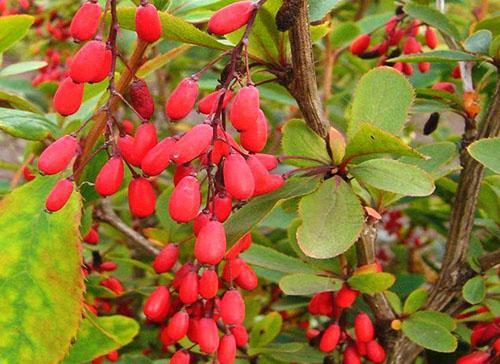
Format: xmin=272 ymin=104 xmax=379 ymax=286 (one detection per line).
xmin=478 ymin=249 xmax=500 ymax=271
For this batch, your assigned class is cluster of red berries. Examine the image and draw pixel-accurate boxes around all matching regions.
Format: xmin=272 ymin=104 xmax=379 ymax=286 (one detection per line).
xmin=0 ymin=0 xmax=31 ymax=15
xmin=32 ymin=48 xmax=68 ymax=86
xmin=456 ymin=318 xmax=500 ymax=364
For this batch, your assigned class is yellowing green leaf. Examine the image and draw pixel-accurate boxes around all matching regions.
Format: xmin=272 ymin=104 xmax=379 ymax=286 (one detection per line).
xmin=347 ymin=272 xmax=395 ymax=294
xmin=0 ymin=15 xmax=34 ymax=53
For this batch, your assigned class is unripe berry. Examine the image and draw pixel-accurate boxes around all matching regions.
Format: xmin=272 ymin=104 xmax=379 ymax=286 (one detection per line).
xmin=366 ymin=340 xmax=386 ymax=363
xmin=308 ymin=292 xmax=334 ymax=316
xmin=152 ymin=243 xmax=179 ymax=273
xmin=135 ymin=3 xmax=162 ymax=43
xmin=350 ymin=34 xmax=371 ymax=55
xmin=198 ymin=318 xmax=220 ymax=353
xmin=144 ymin=286 xmax=170 ymax=322
xmin=69 ymin=40 xmax=107 ymax=83
xmin=229 ymin=86 xmax=260 ymax=131
xmin=211 ymin=192 xmax=232 ymax=222
xmin=46 ymin=178 xmax=74 ymax=212
xmin=217 ymin=334 xmax=237 ymax=364
xmin=240 ymin=109 xmax=268 ymax=153
xmin=169 ymin=175 xmax=201 ymax=223
xmin=198 ymin=90 xmax=233 ymax=114
xmin=335 ymin=284 xmax=359 ymax=308
xmin=118 ymin=135 xmax=137 ymax=166
xmin=235 ymin=261 xmax=258 ymax=290
xmin=343 ymin=345 xmax=361 ymax=364
xmin=193 ymin=210 xmax=211 ymax=236
xmin=208 ymin=1 xmax=254 ymax=35
xmin=69 ymin=1 xmax=101 ymax=41
xmin=165 ymin=77 xmax=199 ymax=121
xmin=132 ymin=123 xmax=158 ymax=165
xmin=199 ymin=268 xmax=219 ymax=299
xmin=223 ymin=153 xmax=255 ymax=200
xmin=170 ymin=124 xmax=212 ymax=165
xmin=53 ymin=77 xmax=84 ymax=116
xmin=226 ymin=232 xmax=252 ymax=260
xmin=425 ymin=26 xmax=438 ymax=49
xmin=255 ymin=153 xmax=278 ymax=170
xmin=129 ymin=79 xmax=155 ymax=120
xmin=170 ymin=350 xmax=190 ymax=364
xmin=179 ymin=271 xmax=199 ymax=304
xmin=354 ymin=312 xmax=374 ymax=343
xmin=90 ymin=48 xmax=112 ymax=83
xmin=194 ymin=220 xmax=226 ymax=265
xmin=38 ymin=135 xmax=78 ymax=175
xmin=166 ymin=311 xmax=189 ymax=341
xmin=230 ymin=325 xmax=248 ymax=347
xmin=128 ymin=177 xmax=156 ymax=218
xmin=220 ymin=289 xmax=245 ymax=325
xmin=141 ymin=137 xmax=175 ymax=176
xmin=319 ymin=324 xmax=341 ymax=352
xmin=95 ymin=156 xmax=124 ymax=196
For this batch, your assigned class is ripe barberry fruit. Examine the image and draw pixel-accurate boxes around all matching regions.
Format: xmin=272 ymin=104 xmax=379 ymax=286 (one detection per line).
xmin=197 ymin=318 xmax=220 ymax=353
xmin=366 ymin=340 xmax=386 ymax=363
xmin=235 ymin=261 xmax=258 ymax=290
xmin=122 ymin=119 xmax=134 ymax=135
xmin=199 ymin=268 xmax=219 ymax=299
xmin=246 ymin=155 xmax=283 ymax=196
xmin=128 ymin=177 xmax=156 ymax=217
xmin=255 ymin=153 xmax=278 ymax=170
xmin=170 ymin=124 xmax=212 ymax=164
xmin=173 ymin=163 xmax=194 ymax=185
xmin=166 ymin=311 xmax=189 ymax=341
xmin=335 ymin=284 xmax=359 ymax=308
xmin=198 ymin=90 xmax=232 ymax=114
xmin=69 ymin=1 xmax=101 ymax=41
xmin=350 ymin=34 xmax=371 ymax=55
xmin=240 ymin=109 xmax=268 ymax=152
xmin=106 ymin=350 xmax=119 ymax=362
xmin=95 ymin=156 xmax=124 ymax=196
xmin=90 ymin=48 xmax=112 ymax=83
xmin=308 ymin=292 xmax=334 ymax=316
xmin=451 ymin=65 xmax=461 ymax=79
xmin=144 ymin=286 xmax=170 ymax=322
xmin=170 ymin=350 xmax=190 ymax=364
xmin=222 ymin=258 xmax=244 ymax=281
xmin=418 ymin=61 xmax=430 ymax=73
xmin=223 ymin=153 xmax=255 ymax=200
xmin=194 ymin=220 xmax=226 ymax=265
xmin=69 ymin=40 xmax=107 ymax=83
xmin=53 ymin=77 xmax=84 ymax=116
xmin=193 ymin=210 xmax=211 ymax=236
xmin=226 ymin=233 xmax=252 ymax=260
xmin=354 ymin=312 xmax=374 ymax=342
xmin=22 ymin=166 xmax=35 ymax=181
xmin=319 ymin=324 xmax=341 ymax=352
xmin=220 ymin=289 xmax=245 ymax=325
xmin=141 ymin=137 xmax=175 ymax=176
xmin=165 ymin=77 xmax=199 ymax=120
xmin=38 ymin=135 xmax=78 ymax=175
xmin=152 ymin=243 xmax=179 ymax=273
xmin=230 ymin=325 xmax=248 ymax=347
xmin=425 ymin=26 xmax=438 ymax=49
xmin=229 ymin=85 xmax=260 ymax=131
xmin=46 ymin=178 xmax=74 ymax=212
xmin=129 ymin=79 xmax=155 ymax=120
xmin=179 ymin=271 xmax=199 ymax=304
xmin=132 ymin=123 xmax=158 ymax=165
xmin=343 ymin=345 xmax=361 ymax=364
xmin=118 ymin=135 xmax=137 ymax=166
xmin=217 ymin=334 xmax=237 ymax=364
xmin=135 ymin=3 xmax=162 ymax=43
xmin=208 ymin=1 xmax=255 ymax=35
xmin=403 ymin=36 xmax=421 ymax=54
xmin=168 ymin=175 xmax=201 ymax=223
xmin=100 ymin=277 xmax=124 ymax=295
xmin=84 ymin=226 xmax=99 ymax=244
xmin=99 ymin=261 xmax=117 ymax=271
xmin=211 ymin=192 xmax=232 ymax=222
xmin=432 ymin=82 xmax=456 ymax=94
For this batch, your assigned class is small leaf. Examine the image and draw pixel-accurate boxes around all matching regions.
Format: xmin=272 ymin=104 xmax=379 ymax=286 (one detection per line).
xmin=297 ymin=177 xmax=364 ymax=259
xmin=156 ymin=185 xmax=192 ymax=242
xmin=400 ymin=142 xmax=458 ymax=179
xmin=309 ymin=0 xmax=343 ymax=22
xmin=0 ymin=15 xmax=34 ymax=53
xmin=403 ymin=3 xmax=461 ymax=39
xmin=282 ymin=119 xmax=331 ymax=167
xmin=249 ymin=312 xmax=282 ymax=348
xmin=347 ymin=272 xmax=396 ymax=294
xmin=388 ymin=50 xmax=478 ymax=63
xmin=279 ymin=273 xmax=342 ymax=296
xmin=402 ymin=315 xmax=457 ymax=353
xmin=0 ymin=107 xmax=58 ymax=140
xmin=462 ymin=276 xmax=486 ymax=305
xmin=467 ymin=137 xmax=500 ymax=173
xmin=465 ymin=30 xmax=493 ymax=54
xmin=330 ymin=22 xmax=361 ymax=48
xmin=0 ymin=88 xmax=43 ymax=113
xmin=0 ymin=61 xmax=47 ymax=78
xmin=385 ymin=291 xmax=402 ymax=315
xmin=403 ymin=288 xmax=429 ymax=315
xmin=350 ymin=159 xmax=435 ymax=196
xmin=409 ymin=311 xmax=456 ymax=331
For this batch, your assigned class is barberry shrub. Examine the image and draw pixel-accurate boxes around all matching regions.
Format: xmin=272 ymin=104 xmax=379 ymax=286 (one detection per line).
xmin=0 ymin=1 xmax=498 ymax=364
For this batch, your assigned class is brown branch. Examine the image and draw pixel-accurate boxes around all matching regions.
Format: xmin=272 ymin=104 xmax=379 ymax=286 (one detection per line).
xmin=478 ymin=248 xmax=500 ymax=271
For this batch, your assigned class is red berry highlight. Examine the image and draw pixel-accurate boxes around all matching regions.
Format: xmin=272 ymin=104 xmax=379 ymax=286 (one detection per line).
xmin=208 ymin=1 xmax=254 ymax=35
xmin=38 ymin=135 xmax=78 ymax=175
xmin=128 ymin=177 xmax=156 ymax=218
xmin=70 ymin=1 xmax=101 ymax=41
xmin=53 ymin=77 xmax=84 ymax=116
xmin=45 ymin=178 xmax=74 ymax=212
xmin=165 ymin=77 xmax=199 ymax=121
xmin=169 ymin=175 xmax=201 ymax=223
xmin=95 ymin=156 xmax=124 ymax=196
xmin=135 ymin=3 xmax=162 ymax=43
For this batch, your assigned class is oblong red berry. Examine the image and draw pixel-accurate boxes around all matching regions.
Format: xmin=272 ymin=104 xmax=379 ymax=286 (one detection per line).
xmin=350 ymin=34 xmax=371 ymax=55
xmin=230 ymin=325 xmax=248 ymax=347
xmin=169 ymin=175 xmax=201 ymax=223
xmin=194 ymin=220 xmax=226 ymax=265
xmin=84 ymin=227 xmax=99 ymax=244
xmin=197 ymin=318 xmax=219 ymax=353
xmin=95 ymin=156 xmax=124 ymax=196
xmin=211 ymin=192 xmax=232 ymax=222
xmin=226 ymin=233 xmax=252 ymax=260
xmin=193 ymin=210 xmax=211 ymax=236
xmin=198 ymin=90 xmax=233 ymax=114
xmin=418 ymin=61 xmax=430 ymax=73
xmin=141 ymin=137 xmax=175 ymax=176
xmin=166 ymin=311 xmax=189 ymax=341
xmin=199 ymin=268 xmax=219 ymax=299
xmin=222 ymin=258 xmax=244 ymax=281
xmin=308 ymin=292 xmax=334 ymax=316
xmin=118 ymin=135 xmax=137 ymax=166
xmin=165 ymin=77 xmax=199 ymax=121
xmin=343 ymin=345 xmax=361 ymax=364
xmin=432 ymin=82 xmax=456 ymax=94
xmin=335 ymin=284 xmax=359 ymax=308
xmin=255 ymin=153 xmax=278 ymax=170
xmin=229 ymin=86 xmax=260 ymax=131
xmin=235 ymin=261 xmax=258 ymax=291
xmin=99 ymin=261 xmax=117 ymax=272
xmin=456 ymin=351 xmax=491 ymax=364
xmin=135 ymin=3 xmax=162 ymax=43
xmin=90 ymin=48 xmax=112 ymax=83
xmin=246 ymin=154 xmax=270 ymax=195
xmin=319 ymin=324 xmax=341 ymax=352
xmin=208 ymin=1 xmax=254 ymax=35
xmin=179 ymin=271 xmax=199 ymax=304
xmin=170 ymin=124 xmax=212 ymax=164
xmin=223 ymin=153 xmax=255 ymax=200
xmin=240 ymin=109 xmax=268 ymax=153
xmin=403 ymin=36 xmax=421 ymax=55
xmin=217 ymin=334 xmax=236 ymax=364
xmin=69 ymin=40 xmax=106 ymax=83
xmin=129 ymin=79 xmax=155 ymax=120
xmin=354 ymin=312 xmax=374 ymax=343
xmin=220 ymin=290 xmax=245 ymax=325
xmin=128 ymin=177 xmax=156 ymax=217
xmin=170 ymin=350 xmax=190 ymax=364
xmin=100 ymin=277 xmax=124 ymax=295
xmin=46 ymin=178 xmax=74 ymax=212
xmin=143 ymin=286 xmax=170 ymax=322
xmin=53 ymin=77 xmax=84 ymax=116
xmin=172 ymin=262 xmax=194 ymax=290
xmin=173 ymin=163 xmax=194 ymax=185
xmin=366 ymin=340 xmax=386 ymax=363
xmin=152 ymin=243 xmax=179 ymax=274
xmin=38 ymin=135 xmax=78 ymax=175
xmin=425 ymin=26 xmax=438 ymax=49
xmin=132 ymin=123 xmax=158 ymax=165
xmin=70 ymin=1 xmax=101 ymax=41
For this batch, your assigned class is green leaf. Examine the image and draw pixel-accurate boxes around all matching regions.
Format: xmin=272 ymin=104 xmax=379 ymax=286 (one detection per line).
xmin=225 ymin=177 xmax=319 ymax=245
xmin=249 ymin=312 xmax=283 ymax=348
xmin=248 ymin=343 xmax=303 ymax=356
xmin=137 ymin=45 xmax=191 ymax=78
xmin=400 ymin=142 xmax=458 ymax=179
xmin=403 ymin=3 xmax=460 ymax=40
xmin=388 ymin=50 xmax=478 ymax=63
xmin=462 ymin=276 xmax=486 ymax=305
xmin=345 ymin=122 xmax=425 ymax=161
xmin=0 ymin=176 xmax=84 ymax=363
xmin=240 ymin=244 xmax=320 ymax=274
xmin=63 ymin=315 xmax=140 ymax=363
xmin=357 ymin=12 xmax=392 ymax=34
xmin=297 ymin=177 xmax=364 ymax=259
xmin=409 ymin=311 xmax=456 ymax=331
xmin=282 ymin=119 xmax=331 ymax=167
xmin=0 ymin=89 xmax=44 ymax=113
xmin=0 ymin=61 xmax=47 ymax=78
xmin=0 ymin=15 xmax=34 ymax=53
xmin=402 ymin=313 xmax=457 ymax=353
xmin=474 ymin=15 xmax=500 ymax=36
xmin=329 ymin=22 xmax=361 ymax=48
xmin=347 ymin=272 xmax=396 ymax=295
xmin=349 ymin=67 xmax=414 ymax=137
xmin=309 ymin=0 xmax=343 ymax=22
xmin=0 ymin=107 xmax=58 ymax=140
xmin=465 ymin=30 xmax=493 ymax=54
xmin=279 ymin=273 xmax=342 ymax=296
xmin=403 ymin=288 xmax=428 ymax=315
xmin=385 ymin=291 xmax=402 ymax=315
xmin=350 ymin=159 xmax=435 ymax=196
xmin=467 ymin=137 xmax=500 ymax=173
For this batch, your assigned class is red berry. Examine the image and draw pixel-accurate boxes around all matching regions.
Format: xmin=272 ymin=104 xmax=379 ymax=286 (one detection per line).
xmin=197 ymin=318 xmax=220 ymax=353
xmin=106 ymin=350 xmax=119 ymax=362
xmin=319 ymin=324 xmax=341 ymax=352
xmin=208 ymin=1 xmax=254 ymax=35
xmin=403 ymin=37 xmax=422 ymax=54
xmin=235 ymin=261 xmax=258 ymax=290
xmin=211 ymin=192 xmax=232 ymax=222
xmin=432 ymin=82 xmax=456 ymax=94
xmin=84 ymin=227 xmax=99 ymax=244
xmin=169 ymin=175 xmax=201 ymax=223
xmin=354 ymin=312 xmax=374 ymax=343
xmin=366 ymin=340 xmax=386 ymax=363
xmin=152 ymin=243 xmax=179 ymax=273
xmin=356 ymin=341 xmax=367 ymax=356
xmin=170 ymin=124 xmax=212 ymax=164
xmin=451 ymin=65 xmax=461 ymax=79
xmin=306 ymin=328 xmax=320 ymax=340
xmin=165 ymin=77 xmax=199 ymax=120
xmin=122 ymin=119 xmax=134 ymax=135
xmin=223 ymin=153 xmax=255 ymax=200
xmin=179 ymin=271 xmax=199 ymax=304
xmin=132 ymin=123 xmax=158 ymax=165
xmin=456 ymin=351 xmax=491 ymax=364
xmin=135 ymin=3 xmax=162 ymax=43
xmin=230 ymin=325 xmax=248 ymax=347
xmin=335 ymin=284 xmax=359 ymax=308
xmin=308 ymin=291 xmax=334 ymax=316
xmin=118 ymin=135 xmax=136 ymax=166
xmin=38 ymin=135 xmax=78 ymax=175
xmin=198 ymin=90 xmax=233 ymax=114
xmin=226 ymin=232 xmax=252 ymax=260
xmin=95 ymin=156 xmax=124 ymax=196
xmin=220 ymin=290 xmax=245 ymax=325
xmin=99 ymin=261 xmax=117 ymax=271
xmin=141 ymin=137 xmax=175 ymax=176
xmin=53 ymin=77 xmax=84 ymax=116
xmin=343 ymin=345 xmax=361 ymax=364
xmin=193 ymin=210 xmax=211 ymax=236
xmin=418 ymin=62 xmax=430 ymax=73
xmin=129 ymin=79 xmax=155 ymax=120
xmin=173 ymin=163 xmax=194 ymax=185
xmin=425 ymin=26 xmax=438 ymax=49
xmin=403 ymin=62 xmax=414 ymax=76
xmin=222 ymin=258 xmax=244 ymax=281
xmin=69 ymin=40 xmax=107 ymax=83
xmin=128 ymin=177 xmax=156 ymax=218
xmin=194 ymin=220 xmax=226 ymax=265
xmin=90 ymin=47 xmax=112 ymax=83
xmin=22 ymin=166 xmax=35 ymax=181
xmin=100 ymin=277 xmax=124 ymax=295
xmin=240 ymin=109 xmax=268 ymax=153
xmin=170 ymin=350 xmax=190 ymax=364
xmin=199 ymin=268 xmax=219 ymax=299
xmin=144 ymin=286 xmax=170 ymax=322
xmin=46 ymin=178 xmax=74 ymax=212
xmin=350 ymin=34 xmax=371 ymax=55
xmin=166 ymin=311 xmax=189 ymax=341
xmin=246 ymin=154 xmax=283 ymax=196
xmin=217 ymin=334 xmax=237 ymax=364
xmin=255 ymin=153 xmax=278 ymax=170
xmin=172 ymin=262 xmax=194 ymax=290
xmin=70 ymin=1 xmax=101 ymax=41
xmin=229 ymin=86 xmax=260 ymax=131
